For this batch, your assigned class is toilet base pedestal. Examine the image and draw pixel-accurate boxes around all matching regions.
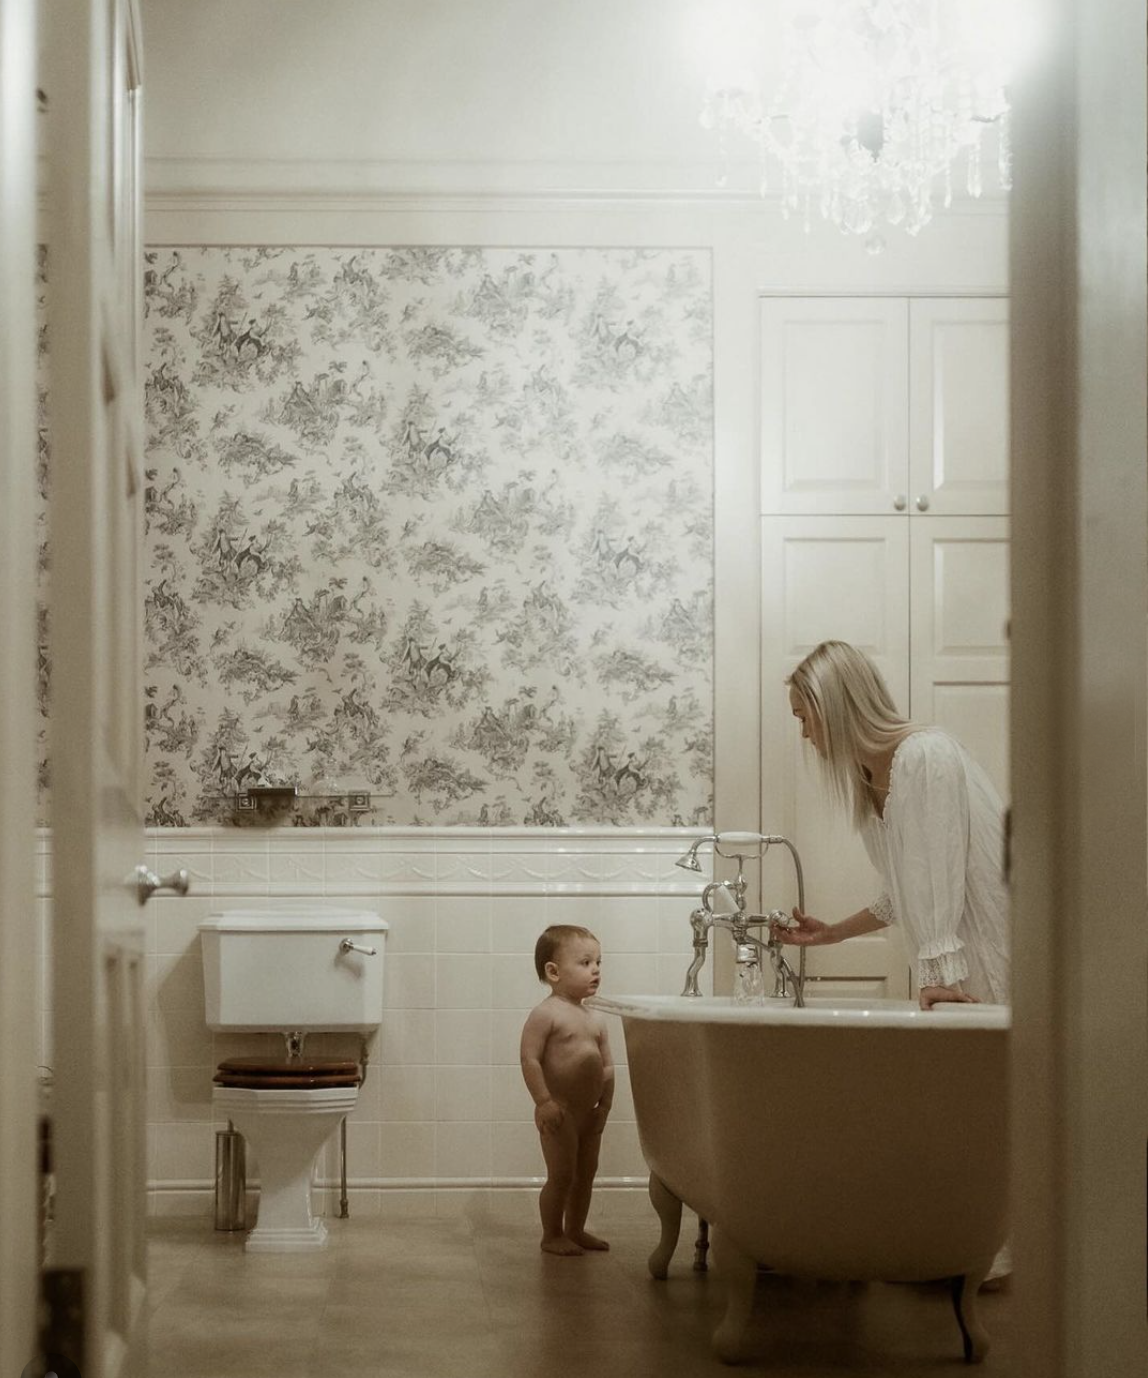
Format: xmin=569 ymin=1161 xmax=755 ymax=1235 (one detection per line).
xmin=212 ymin=1083 xmax=358 ymax=1255
xmin=244 ymin=1217 xmax=329 ymax=1253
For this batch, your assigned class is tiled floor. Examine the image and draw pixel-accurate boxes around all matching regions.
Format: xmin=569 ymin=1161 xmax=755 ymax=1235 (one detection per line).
xmin=147 ymin=1198 xmax=1013 ymax=1377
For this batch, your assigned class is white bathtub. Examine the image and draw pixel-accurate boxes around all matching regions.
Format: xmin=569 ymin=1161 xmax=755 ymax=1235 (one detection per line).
xmin=588 ymin=993 xmax=1010 ymax=1364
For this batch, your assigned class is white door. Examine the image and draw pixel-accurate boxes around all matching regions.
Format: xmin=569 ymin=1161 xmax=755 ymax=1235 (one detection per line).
xmin=0 ymin=2 xmax=43 ymax=1374
xmin=760 ymin=516 xmax=911 ymax=998
xmin=909 ymin=517 xmax=1011 ymax=801
xmin=760 ymin=297 xmax=910 ymax=515
xmin=908 ymin=299 xmax=1010 ymax=516
xmin=43 ymin=3 xmax=149 ymax=1376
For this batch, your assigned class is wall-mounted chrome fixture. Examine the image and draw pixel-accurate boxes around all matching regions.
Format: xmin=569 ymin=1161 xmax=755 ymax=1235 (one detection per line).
xmin=236 ymin=785 xmax=299 ymax=813
xmin=232 ymin=785 xmax=374 ymax=825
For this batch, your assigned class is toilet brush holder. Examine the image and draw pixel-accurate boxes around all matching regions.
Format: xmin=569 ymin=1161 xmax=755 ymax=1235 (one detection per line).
xmin=214 ymin=1124 xmax=246 ymax=1231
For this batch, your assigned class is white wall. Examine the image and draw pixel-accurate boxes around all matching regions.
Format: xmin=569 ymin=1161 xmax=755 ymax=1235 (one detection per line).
xmin=124 ymin=0 xmax=1009 ymax=1211
xmin=140 ymin=0 xmax=786 ymax=190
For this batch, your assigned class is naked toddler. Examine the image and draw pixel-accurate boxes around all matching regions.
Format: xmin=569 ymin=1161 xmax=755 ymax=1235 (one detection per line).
xmin=519 ymin=924 xmax=614 ymax=1255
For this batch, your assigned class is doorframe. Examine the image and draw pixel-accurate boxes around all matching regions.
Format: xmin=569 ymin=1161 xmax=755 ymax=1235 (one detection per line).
xmin=1008 ymin=0 xmax=1147 ymax=1372
xmin=0 ymin=0 xmax=43 ymax=1374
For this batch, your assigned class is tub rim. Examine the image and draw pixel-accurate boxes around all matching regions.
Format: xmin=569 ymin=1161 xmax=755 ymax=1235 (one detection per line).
xmin=586 ymin=993 xmax=1010 ymax=1030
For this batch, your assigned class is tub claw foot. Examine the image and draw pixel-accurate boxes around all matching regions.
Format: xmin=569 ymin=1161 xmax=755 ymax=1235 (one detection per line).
xmin=950 ymin=1272 xmax=992 ymax=1363
xmin=647 ymin=1173 xmax=682 ymax=1279
xmin=712 ymin=1230 xmax=755 ymax=1364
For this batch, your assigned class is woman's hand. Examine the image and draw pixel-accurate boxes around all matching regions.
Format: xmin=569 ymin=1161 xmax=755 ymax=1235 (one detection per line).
xmin=919 ymin=984 xmax=980 ymax=1010
xmin=771 ymin=906 xmax=833 ymax=946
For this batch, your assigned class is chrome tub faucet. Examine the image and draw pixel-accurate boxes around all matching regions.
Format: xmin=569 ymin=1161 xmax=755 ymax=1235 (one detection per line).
xmin=675 ymin=832 xmax=807 ymax=1006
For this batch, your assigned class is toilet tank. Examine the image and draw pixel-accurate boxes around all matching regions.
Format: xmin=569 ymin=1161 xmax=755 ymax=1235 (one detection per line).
xmin=199 ymin=908 xmax=388 ymax=1033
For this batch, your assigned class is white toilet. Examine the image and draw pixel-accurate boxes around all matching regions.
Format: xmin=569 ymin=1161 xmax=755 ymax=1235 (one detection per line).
xmin=199 ymin=907 xmax=388 ymax=1252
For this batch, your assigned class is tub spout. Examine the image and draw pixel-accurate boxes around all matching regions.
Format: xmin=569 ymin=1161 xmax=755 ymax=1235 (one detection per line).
xmin=768 ymin=942 xmax=805 ymax=1007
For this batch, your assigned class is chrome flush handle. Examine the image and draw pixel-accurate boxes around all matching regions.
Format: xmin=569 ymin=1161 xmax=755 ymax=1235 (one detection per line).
xmin=135 ymin=865 xmax=191 ymax=904
xmin=339 ymin=938 xmax=377 ymax=957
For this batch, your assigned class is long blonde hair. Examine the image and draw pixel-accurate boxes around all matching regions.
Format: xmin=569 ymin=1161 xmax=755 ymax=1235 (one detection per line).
xmin=786 ymin=641 xmax=912 ymax=830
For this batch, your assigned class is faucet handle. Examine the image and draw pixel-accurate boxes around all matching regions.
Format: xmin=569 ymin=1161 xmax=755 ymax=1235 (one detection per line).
xmin=701 ymin=881 xmax=740 ymax=916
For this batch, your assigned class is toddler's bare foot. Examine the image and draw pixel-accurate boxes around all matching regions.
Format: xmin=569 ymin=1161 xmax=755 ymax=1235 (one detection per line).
xmin=569 ymin=1231 xmax=609 ymax=1251
xmin=541 ymin=1236 xmax=584 ymax=1256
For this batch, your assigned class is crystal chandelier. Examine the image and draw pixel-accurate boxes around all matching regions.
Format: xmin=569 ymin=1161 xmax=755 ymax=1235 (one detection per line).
xmin=699 ymin=0 xmax=1012 ymax=246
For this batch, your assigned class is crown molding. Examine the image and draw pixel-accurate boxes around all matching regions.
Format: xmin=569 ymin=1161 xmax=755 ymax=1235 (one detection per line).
xmin=143 ymin=155 xmax=1009 ymax=218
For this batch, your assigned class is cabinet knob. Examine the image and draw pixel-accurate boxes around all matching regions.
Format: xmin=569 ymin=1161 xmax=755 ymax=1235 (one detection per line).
xmin=893 ymin=494 xmax=907 ymax=511
xmin=915 ymin=494 xmax=931 ymax=511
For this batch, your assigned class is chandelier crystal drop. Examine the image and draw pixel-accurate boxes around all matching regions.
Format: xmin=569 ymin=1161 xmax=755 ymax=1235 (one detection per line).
xmin=699 ymin=0 xmax=1012 ymax=244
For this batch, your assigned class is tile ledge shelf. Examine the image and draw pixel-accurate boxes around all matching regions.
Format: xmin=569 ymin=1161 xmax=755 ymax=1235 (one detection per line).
xmin=146 ymin=824 xmax=705 ymax=841
xmin=38 ymin=825 xmax=708 ymax=843
xmin=123 ymin=879 xmax=705 ymax=899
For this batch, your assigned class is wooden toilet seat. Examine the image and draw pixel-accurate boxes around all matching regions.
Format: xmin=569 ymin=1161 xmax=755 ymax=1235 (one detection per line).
xmin=213 ymin=1056 xmax=362 ymax=1089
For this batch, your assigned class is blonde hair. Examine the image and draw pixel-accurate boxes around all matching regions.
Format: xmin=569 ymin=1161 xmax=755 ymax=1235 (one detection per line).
xmin=533 ymin=924 xmax=598 ymax=982
xmin=786 ymin=641 xmax=912 ymax=830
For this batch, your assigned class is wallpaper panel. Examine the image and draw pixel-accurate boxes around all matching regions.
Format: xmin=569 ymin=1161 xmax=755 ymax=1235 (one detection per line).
xmin=142 ymin=247 xmax=714 ymax=826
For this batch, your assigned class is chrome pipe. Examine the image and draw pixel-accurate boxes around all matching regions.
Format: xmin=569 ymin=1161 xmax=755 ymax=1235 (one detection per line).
xmin=680 ymin=909 xmax=711 ymax=996
xmin=339 ymin=1116 xmax=349 ymax=1219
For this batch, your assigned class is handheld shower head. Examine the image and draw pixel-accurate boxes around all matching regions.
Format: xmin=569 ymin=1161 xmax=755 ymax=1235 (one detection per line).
xmin=675 ymin=835 xmax=718 ymax=872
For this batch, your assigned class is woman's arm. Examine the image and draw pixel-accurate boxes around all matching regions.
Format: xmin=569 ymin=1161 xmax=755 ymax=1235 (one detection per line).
xmin=776 ymin=904 xmax=889 ymax=946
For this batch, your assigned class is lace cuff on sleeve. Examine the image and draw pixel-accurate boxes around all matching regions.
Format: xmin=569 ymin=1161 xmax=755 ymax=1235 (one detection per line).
xmin=869 ymin=893 xmax=896 ymax=927
xmin=918 ymin=947 xmax=969 ymax=990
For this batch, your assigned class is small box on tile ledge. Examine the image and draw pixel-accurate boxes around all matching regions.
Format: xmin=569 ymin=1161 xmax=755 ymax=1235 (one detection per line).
xmin=234 ymin=783 xmax=299 ymax=823
xmin=293 ymin=779 xmax=375 ymax=827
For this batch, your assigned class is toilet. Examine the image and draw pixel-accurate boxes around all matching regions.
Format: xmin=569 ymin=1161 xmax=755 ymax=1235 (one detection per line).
xmin=199 ymin=907 xmax=389 ymax=1252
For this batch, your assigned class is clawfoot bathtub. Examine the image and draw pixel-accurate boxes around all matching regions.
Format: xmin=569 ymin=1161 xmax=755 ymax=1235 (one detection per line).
xmin=587 ymin=994 xmax=1009 ymax=1365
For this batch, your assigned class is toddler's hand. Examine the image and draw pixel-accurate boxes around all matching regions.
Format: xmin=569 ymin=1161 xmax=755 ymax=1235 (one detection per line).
xmin=534 ymin=1098 xmax=564 ymax=1134
xmin=589 ymin=1103 xmax=610 ymax=1134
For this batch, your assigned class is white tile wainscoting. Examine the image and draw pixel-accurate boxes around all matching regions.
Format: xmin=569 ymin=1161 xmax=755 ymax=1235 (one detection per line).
xmin=37 ymin=826 xmax=714 ymax=1219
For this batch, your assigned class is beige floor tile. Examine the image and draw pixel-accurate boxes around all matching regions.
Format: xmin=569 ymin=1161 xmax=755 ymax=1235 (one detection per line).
xmin=146 ymin=1212 xmax=1014 ymax=1378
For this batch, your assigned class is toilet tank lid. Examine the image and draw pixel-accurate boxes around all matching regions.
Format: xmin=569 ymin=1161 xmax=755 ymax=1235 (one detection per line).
xmin=198 ymin=907 xmax=389 ymax=933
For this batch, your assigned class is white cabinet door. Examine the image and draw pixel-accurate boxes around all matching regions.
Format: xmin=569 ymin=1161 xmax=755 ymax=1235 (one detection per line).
xmin=760 ymin=517 xmax=911 ymax=998
xmin=909 ymin=517 xmax=1011 ymax=801
xmin=761 ymin=295 xmax=1009 ymax=519
xmin=760 ymin=298 xmax=910 ymax=515
xmin=909 ymin=299 xmax=1010 ymax=516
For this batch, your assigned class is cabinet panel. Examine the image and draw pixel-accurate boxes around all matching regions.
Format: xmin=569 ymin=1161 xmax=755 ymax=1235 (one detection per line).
xmin=909 ymin=298 xmax=1009 ymax=515
xmin=931 ymin=684 xmax=1010 ymax=802
xmin=761 ymin=298 xmax=909 ymax=515
xmin=761 ymin=517 xmax=911 ymax=998
xmin=910 ymin=517 xmax=1011 ymax=800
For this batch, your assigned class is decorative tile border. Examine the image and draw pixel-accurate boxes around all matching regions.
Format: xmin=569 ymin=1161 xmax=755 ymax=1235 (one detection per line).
xmin=37 ymin=826 xmax=712 ymax=900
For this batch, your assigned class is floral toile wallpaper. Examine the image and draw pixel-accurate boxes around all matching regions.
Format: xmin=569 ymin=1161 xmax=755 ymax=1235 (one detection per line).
xmin=133 ymin=246 xmax=713 ymax=826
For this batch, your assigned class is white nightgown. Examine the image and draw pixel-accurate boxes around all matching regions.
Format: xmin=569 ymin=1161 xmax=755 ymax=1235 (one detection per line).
xmin=860 ymin=729 xmax=1010 ymax=1004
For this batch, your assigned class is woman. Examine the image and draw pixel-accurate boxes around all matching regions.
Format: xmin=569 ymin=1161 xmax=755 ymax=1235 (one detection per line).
xmin=777 ymin=640 xmax=1010 ymax=1009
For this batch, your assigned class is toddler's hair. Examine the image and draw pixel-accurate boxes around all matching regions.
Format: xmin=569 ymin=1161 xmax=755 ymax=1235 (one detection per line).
xmin=534 ymin=924 xmax=597 ymax=981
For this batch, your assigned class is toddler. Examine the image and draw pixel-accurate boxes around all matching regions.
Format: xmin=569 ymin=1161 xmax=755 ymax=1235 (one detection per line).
xmin=519 ymin=924 xmax=614 ymax=1255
